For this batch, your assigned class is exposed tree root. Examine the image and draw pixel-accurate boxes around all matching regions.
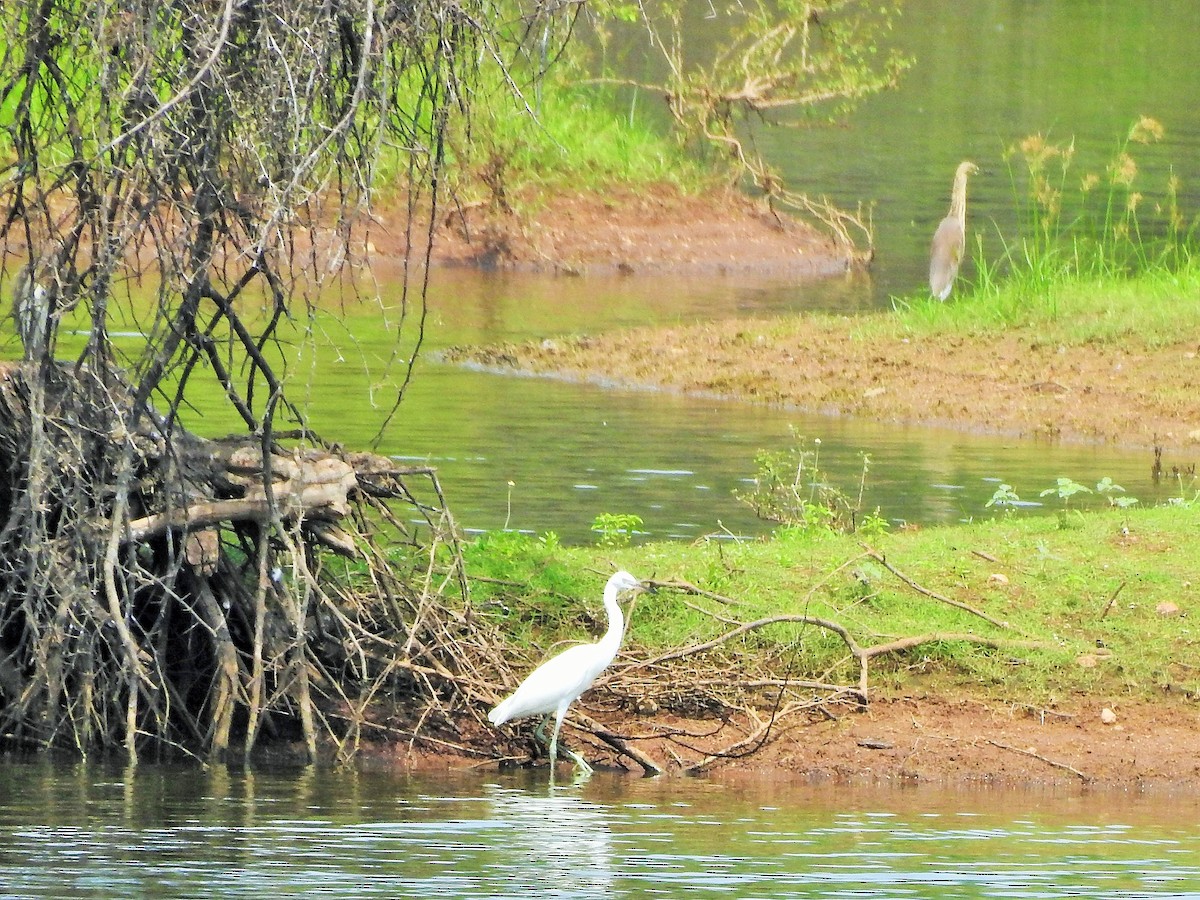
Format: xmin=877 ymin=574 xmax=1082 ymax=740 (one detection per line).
xmin=0 ymin=361 xmax=509 ymax=762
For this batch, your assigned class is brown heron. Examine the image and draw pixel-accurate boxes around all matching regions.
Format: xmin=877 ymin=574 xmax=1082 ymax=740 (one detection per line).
xmin=929 ymin=161 xmax=979 ymax=300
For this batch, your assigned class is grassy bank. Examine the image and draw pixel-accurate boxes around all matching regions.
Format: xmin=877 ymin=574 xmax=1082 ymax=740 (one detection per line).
xmin=891 ymin=117 xmax=1199 ymax=341
xmin=464 ymin=500 xmax=1199 ymax=709
xmin=882 ymin=260 xmax=1200 ymax=345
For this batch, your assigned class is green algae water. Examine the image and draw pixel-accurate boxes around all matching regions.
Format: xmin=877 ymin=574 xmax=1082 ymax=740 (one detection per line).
xmin=7 ymin=0 xmax=1199 ymax=543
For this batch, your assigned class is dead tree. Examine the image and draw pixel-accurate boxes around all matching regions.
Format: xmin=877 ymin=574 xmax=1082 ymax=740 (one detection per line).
xmin=0 ymin=1 xmax=509 ymax=761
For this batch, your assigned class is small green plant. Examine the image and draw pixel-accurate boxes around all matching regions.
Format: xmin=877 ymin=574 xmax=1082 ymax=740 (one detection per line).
xmin=1040 ymin=476 xmax=1091 ymax=506
xmin=1041 ymin=476 xmax=1091 ymax=529
xmin=591 ymin=512 xmax=644 ymax=547
xmin=857 ymin=507 xmax=891 ymax=540
xmin=737 ymin=435 xmax=847 ymax=533
xmin=737 ymin=434 xmax=885 ymax=537
xmin=1095 ymin=476 xmax=1138 ymax=508
xmin=985 ymin=483 xmax=1022 ymax=510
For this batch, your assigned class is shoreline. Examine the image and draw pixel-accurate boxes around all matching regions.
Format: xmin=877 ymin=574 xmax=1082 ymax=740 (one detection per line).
xmin=381 ymin=695 xmax=1200 ymax=793
xmin=441 ymin=316 xmax=1200 ymax=457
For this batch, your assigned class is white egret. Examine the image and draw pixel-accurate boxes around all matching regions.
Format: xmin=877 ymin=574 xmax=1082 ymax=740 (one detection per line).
xmin=929 ymin=160 xmax=979 ymax=300
xmin=488 ymin=570 xmax=645 ymax=773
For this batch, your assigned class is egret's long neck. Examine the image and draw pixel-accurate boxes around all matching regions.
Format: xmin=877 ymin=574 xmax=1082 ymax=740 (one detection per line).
xmin=598 ymin=585 xmax=625 ymax=658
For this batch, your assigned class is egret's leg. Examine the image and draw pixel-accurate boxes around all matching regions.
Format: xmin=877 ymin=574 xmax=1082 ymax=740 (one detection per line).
xmin=533 ymin=714 xmax=551 ymax=747
xmin=547 ymin=703 xmax=568 ymax=770
xmin=547 ymin=701 xmax=593 ymax=774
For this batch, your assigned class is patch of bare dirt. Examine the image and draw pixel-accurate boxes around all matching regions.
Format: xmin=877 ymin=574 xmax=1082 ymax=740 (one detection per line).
xmin=419 ymin=185 xmax=855 ymax=278
xmin=717 ymin=696 xmax=1200 ymax=791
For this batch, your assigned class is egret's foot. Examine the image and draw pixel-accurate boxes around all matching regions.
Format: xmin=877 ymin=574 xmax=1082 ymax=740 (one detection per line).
xmin=563 ymin=747 xmax=594 ymax=775
xmin=567 ymin=766 xmax=593 ymax=787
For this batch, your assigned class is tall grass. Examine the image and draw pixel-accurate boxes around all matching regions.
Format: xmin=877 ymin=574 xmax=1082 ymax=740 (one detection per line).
xmin=1003 ymin=117 xmax=1195 ymax=280
xmin=467 ymin=80 xmax=709 ymax=194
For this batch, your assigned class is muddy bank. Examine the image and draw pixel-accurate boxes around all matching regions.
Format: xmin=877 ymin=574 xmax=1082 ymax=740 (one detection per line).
xmin=444 ymin=318 xmax=1200 ymax=457
xmin=386 ymin=695 xmax=1200 ymax=794
xmin=392 ymin=185 xmax=858 ymax=278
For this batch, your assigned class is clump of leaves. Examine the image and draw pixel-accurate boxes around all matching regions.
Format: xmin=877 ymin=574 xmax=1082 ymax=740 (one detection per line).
xmin=1041 ymin=476 xmax=1093 ymax=529
xmin=986 ymin=483 xmax=1022 ymax=511
xmin=738 ymin=435 xmax=884 ymax=536
xmin=591 ymin=512 xmax=644 ymax=547
xmin=1096 ymin=476 xmax=1138 ymax=508
xmin=1041 ymin=476 xmax=1091 ymax=507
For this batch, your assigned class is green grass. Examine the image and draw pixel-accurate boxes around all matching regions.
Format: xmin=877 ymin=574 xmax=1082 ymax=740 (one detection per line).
xmin=469 ymin=81 xmax=709 ymax=194
xmin=375 ymin=73 xmax=715 ymax=205
xmin=465 ymin=500 xmax=1200 ymax=708
xmin=887 ymin=261 xmax=1200 ymax=346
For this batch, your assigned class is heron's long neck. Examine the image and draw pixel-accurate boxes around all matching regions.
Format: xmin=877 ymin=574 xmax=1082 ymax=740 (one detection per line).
xmin=949 ymin=172 xmax=970 ymax=226
xmin=598 ymin=586 xmax=625 ymax=659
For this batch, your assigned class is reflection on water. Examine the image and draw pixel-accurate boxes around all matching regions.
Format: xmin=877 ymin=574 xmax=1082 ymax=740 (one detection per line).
xmin=1 ymin=762 xmax=1199 ymax=898
xmin=389 ymin=362 xmax=1174 ymax=543
xmin=486 ymin=782 xmax=615 ymax=897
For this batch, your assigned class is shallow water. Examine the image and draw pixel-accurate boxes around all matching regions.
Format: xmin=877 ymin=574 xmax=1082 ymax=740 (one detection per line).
xmin=3 ymin=762 xmax=1199 ymax=899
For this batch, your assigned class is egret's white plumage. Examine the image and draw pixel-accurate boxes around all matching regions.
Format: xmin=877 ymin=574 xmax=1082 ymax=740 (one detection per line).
xmin=929 ymin=161 xmax=978 ymax=300
xmin=489 ymin=570 xmax=643 ymax=772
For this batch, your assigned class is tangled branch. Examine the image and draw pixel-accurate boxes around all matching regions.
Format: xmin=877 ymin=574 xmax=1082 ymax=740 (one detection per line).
xmin=0 ymin=0 xmax=512 ymax=761
xmin=583 ymin=0 xmax=910 ymax=257
xmin=477 ymin=551 xmax=1045 ymax=775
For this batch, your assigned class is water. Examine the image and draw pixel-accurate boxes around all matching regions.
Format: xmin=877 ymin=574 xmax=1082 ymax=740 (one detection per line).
xmin=5 ymin=3 xmax=1200 ymax=889
xmin=182 ymin=286 xmax=1170 ymax=544
xmin=2 ymin=762 xmax=1199 ymax=898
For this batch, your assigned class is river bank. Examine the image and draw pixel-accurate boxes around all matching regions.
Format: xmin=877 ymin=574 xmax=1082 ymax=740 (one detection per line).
xmin=417 ymin=185 xmax=857 ymax=278
xmin=424 ymin=189 xmax=1200 ymax=456
xmin=387 ymin=694 xmax=1200 ymax=793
